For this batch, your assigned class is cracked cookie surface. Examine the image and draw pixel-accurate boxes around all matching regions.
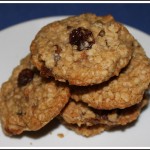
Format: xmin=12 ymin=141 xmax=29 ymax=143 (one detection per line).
xmin=31 ymin=13 xmax=134 ymax=86
xmin=0 ymin=55 xmax=70 ymax=136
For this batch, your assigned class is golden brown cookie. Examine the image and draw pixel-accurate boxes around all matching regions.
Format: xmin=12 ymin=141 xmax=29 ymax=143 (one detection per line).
xmin=60 ymin=98 xmax=148 ymax=127
xmin=31 ymin=13 xmax=134 ymax=86
xmin=71 ymin=41 xmax=150 ymax=109
xmin=0 ymin=55 xmax=70 ymax=136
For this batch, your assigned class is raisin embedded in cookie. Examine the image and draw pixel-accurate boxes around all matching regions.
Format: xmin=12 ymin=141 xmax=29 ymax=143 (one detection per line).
xmin=71 ymin=41 xmax=150 ymax=109
xmin=0 ymin=55 xmax=70 ymax=136
xmin=31 ymin=13 xmax=134 ymax=86
xmin=60 ymin=98 xmax=148 ymax=127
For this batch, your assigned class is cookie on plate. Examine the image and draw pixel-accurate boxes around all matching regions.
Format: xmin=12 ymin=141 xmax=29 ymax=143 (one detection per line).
xmin=31 ymin=13 xmax=134 ymax=86
xmin=71 ymin=40 xmax=150 ymax=109
xmin=0 ymin=55 xmax=70 ymax=136
xmin=60 ymin=98 xmax=148 ymax=127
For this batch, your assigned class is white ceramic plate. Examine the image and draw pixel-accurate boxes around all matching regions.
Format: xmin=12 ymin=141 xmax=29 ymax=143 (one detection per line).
xmin=0 ymin=16 xmax=150 ymax=147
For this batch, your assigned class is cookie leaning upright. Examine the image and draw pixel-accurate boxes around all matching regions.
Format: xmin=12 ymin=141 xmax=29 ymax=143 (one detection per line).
xmin=0 ymin=55 xmax=70 ymax=136
xmin=30 ymin=13 xmax=134 ymax=86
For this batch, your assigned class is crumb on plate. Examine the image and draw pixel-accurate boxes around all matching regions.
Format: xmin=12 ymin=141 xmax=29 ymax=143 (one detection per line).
xmin=57 ymin=133 xmax=64 ymax=138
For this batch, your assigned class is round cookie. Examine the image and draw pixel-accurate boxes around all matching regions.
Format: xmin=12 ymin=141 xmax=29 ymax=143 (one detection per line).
xmin=71 ymin=41 xmax=150 ymax=109
xmin=60 ymin=98 xmax=148 ymax=127
xmin=59 ymin=119 xmax=108 ymax=137
xmin=0 ymin=55 xmax=70 ymax=136
xmin=31 ymin=13 xmax=134 ymax=86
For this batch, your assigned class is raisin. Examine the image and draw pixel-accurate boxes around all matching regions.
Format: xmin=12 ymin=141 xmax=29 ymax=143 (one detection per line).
xmin=67 ymin=26 xmax=72 ymax=30
xmin=40 ymin=66 xmax=52 ymax=78
xmin=69 ymin=27 xmax=95 ymax=51
xmin=18 ymin=69 xmax=34 ymax=87
xmin=16 ymin=112 xmax=23 ymax=116
xmin=99 ymin=110 xmax=109 ymax=120
xmin=32 ymin=67 xmax=40 ymax=75
xmin=101 ymin=114 xmax=108 ymax=120
xmin=98 ymin=30 xmax=105 ymax=37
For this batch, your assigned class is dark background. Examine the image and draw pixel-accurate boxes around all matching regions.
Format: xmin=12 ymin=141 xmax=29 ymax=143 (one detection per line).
xmin=0 ymin=3 xmax=150 ymax=34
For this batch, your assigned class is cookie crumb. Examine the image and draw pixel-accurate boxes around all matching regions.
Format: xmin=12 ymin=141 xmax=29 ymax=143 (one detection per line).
xmin=57 ymin=133 xmax=64 ymax=138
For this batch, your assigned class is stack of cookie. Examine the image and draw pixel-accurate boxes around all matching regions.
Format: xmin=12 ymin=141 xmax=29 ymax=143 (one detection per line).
xmin=0 ymin=13 xmax=150 ymax=137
